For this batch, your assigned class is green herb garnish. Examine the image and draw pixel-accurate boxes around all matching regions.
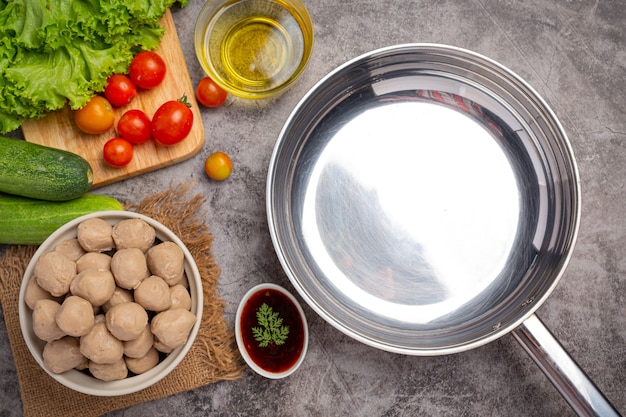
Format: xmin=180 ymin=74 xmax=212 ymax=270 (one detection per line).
xmin=252 ymin=303 xmax=290 ymax=347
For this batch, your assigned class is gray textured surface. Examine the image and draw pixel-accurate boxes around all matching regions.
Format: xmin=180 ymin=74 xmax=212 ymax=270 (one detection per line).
xmin=1 ymin=0 xmax=625 ymax=416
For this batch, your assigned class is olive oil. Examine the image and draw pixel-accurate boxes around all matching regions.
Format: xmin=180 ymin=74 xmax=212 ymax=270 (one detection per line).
xmin=196 ymin=0 xmax=313 ymax=98
xmin=223 ymin=15 xmax=292 ymax=86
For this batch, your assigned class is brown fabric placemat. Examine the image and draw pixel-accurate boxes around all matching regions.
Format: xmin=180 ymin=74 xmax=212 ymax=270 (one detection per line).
xmin=0 ymin=182 xmax=243 ymax=417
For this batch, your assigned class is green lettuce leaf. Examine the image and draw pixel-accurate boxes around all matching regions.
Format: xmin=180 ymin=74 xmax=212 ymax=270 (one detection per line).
xmin=0 ymin=0 xmax=188 ymax=134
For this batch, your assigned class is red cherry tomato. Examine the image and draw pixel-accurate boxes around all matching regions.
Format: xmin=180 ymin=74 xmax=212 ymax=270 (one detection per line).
xmin=117 ymin=109 xmax=152 ymax=144
xmin=129 ymin=51 xmax=166 ymax=89
xmin=103 ymin=138 xmax=134 ymax=167
xmin=152 ymin=95 xmax=194 ymax=146
xmin=104 ymin=74 xmax=136 ymax=107
xmin=196 ymin=77 xmax=227 ymax=108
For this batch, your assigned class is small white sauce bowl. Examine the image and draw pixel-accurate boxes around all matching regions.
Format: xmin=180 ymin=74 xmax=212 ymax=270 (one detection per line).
xmin=235 ymin=283 xmax=308 ymax=379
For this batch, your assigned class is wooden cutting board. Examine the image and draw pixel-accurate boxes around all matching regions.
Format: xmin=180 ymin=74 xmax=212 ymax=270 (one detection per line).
xmin=22 ymin=9 xmax=204 ymax=189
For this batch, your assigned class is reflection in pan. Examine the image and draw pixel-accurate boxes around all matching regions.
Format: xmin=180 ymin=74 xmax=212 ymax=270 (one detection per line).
xmin=300 ymin=86 xmax=540 ymax=330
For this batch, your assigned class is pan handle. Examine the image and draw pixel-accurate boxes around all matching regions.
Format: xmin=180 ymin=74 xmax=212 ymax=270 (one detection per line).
xmin=512 ymin=314 xmax=621 ymax=417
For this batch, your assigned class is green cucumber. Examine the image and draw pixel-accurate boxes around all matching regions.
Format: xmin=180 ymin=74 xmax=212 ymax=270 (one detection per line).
xmin=0 ymin=192 xmax=124 ymax=245
xmin=0 ymin=136 xmax=93 ymax=201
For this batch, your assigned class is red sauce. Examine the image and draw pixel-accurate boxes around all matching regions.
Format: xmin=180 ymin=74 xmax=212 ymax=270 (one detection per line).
xmin=240 ymin=288 xmax=305 ymax=374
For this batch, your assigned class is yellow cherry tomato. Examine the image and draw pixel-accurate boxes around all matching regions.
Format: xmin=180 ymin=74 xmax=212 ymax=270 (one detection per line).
xmin=204 ymin=151 xmax=232 ymax=181
xmin=74 ymin=96 xmax=115 ymax=135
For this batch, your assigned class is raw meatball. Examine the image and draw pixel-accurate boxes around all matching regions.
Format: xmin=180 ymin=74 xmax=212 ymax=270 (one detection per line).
xmin=102 ymin=287 xmax=133 ymax=312
xmin=75 ymin=357 xmax=89 ymax=371
xmin=89 ymin=358 xmax=128 ymax=381
xmin=125 ymin=347 xmax=159 ymax=374
xmin=32 ymin=299 xmax=65 ymax=342
xmin=178 ymin=273 xmax=189 ymax=289
xmin=43 ymin=336 xmax=85 ymax=374
xmin=110 ymin=248 xmax=149 ymax=290
xmin=123 ymin=326 xmax=154 ymax=359
xmin=55 ymin=296 xmax=95 ymax=337
xmin=54 ymin=239 xmax=85 ymax=261
xmin=169 ymin=284 xmax=192 ymax=311
xmin=80 ymin=321 xmax=123 ymax=364
xmin=134 ymin=275 xmax=171 ymax=312
xmin=34 ymin=251 xmax=76 ymax=297
xmin=24 ymin=277 xmax=60 ymax=310
xmin=112 ymin=218 xmax=155 ymax=252
xmin=105 ymin=302 xmax=148 ymax=341
xmin=153 ymin=339 xmax=174 ymax=354
xmin=70 ymin=269 xmax=116 ymax=307
xmin=76 ymin=252 xmax=111 ymax=274
xmin=146 ymin=242 xmax=184 ymax=286
xmin=151 ymin=309 xmax=196 ymax=350
xmin=77 ymin=217 xmax=114 ymax=252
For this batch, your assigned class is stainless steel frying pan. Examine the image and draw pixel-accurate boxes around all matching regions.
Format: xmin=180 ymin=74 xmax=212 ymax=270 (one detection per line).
xmin=266 ymin=44 xmax=620 ymax=416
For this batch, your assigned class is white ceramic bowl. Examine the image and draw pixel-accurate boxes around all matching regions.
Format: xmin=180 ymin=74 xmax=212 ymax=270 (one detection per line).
xmin=18 ymin=211 xmax=203 ymax=396
xmin=235 ymin=283 xmax=308 ymax=378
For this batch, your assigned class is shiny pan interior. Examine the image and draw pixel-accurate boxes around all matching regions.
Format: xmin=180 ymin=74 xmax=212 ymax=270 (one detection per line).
xmin=266 ymin=44 xmax=580 ymax=355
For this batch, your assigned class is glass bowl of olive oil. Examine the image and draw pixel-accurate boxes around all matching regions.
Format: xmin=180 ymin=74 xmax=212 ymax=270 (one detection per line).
xmin=194 ymin=0 xmax=314 ymax=99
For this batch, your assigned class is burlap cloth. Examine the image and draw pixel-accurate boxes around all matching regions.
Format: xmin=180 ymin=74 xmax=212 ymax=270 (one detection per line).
xmin=0 ymin=182 xmax=243 ymax=417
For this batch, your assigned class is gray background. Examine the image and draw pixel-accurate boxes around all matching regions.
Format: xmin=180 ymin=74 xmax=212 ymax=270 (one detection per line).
xmin=1 ymin=0 xmax=624 ymax=416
